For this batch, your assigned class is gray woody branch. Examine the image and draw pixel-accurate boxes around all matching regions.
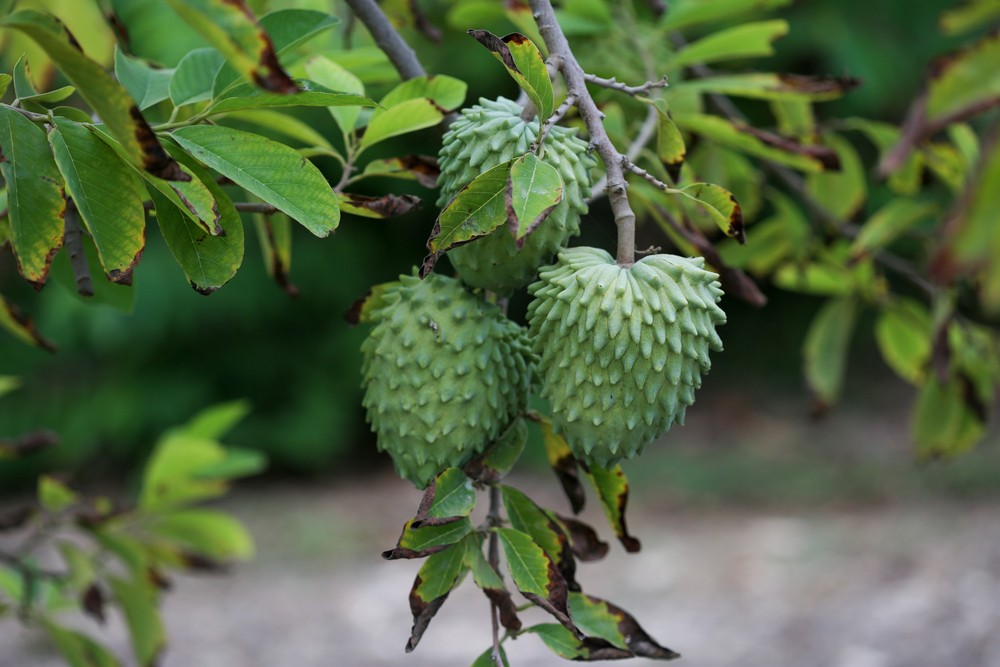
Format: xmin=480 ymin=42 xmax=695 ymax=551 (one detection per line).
xmin=343 ymin=0 xmax=427 ymax=80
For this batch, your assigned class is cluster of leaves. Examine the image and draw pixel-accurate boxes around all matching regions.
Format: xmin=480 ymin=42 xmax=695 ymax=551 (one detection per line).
xmin=0 ymin=0 xmax=454 ymax=348
xmin=0 ymin=392 xmax=264 ymax=667
xmin=382 ymin=413 xmax=676 ymax=664
xmin=466 ymin=0 xmax=1000 ymax=459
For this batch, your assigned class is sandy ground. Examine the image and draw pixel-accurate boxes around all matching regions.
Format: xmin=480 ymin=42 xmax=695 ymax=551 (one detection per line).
xmin=3 ymin=473 xmax=1000 ymax=667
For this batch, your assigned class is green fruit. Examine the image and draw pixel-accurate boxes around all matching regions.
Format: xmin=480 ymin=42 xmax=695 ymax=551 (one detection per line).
xmin=437 ymin=97 xmax=596 ymax=293
xmin=527 ymin=247 xmax=726 ymax=467
xmin=361 ymin=272 xmax=534 ymax=487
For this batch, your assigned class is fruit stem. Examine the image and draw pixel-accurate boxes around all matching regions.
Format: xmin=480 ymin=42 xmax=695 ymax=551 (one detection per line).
xmin=529 ymin=0 xmax=637 ymax=267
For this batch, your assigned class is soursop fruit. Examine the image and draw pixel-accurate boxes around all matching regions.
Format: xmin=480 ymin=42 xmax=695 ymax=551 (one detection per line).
xmin=361 ymin=271 xmax=534 ymax=487
xmin=527 ymin=247 xmax=726 ymax=467
xmin=437 ymin=97 xmax=596 ymax=293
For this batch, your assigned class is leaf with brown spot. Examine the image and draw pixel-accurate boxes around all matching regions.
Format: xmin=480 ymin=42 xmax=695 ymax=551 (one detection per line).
xmin=463 ymin=417 xmax=527 ymax=484
xmin=337 ymin=192 xmax=421 ymax=219
xmin=583 ymin=464 xmax=640 ymax=553
xmin=502 ymin=485 xmax=579 ymax=591
xmin=164 ymin=0 xmax=296 ymax=93
xmin=361 ymin=155 xmax=440 ymax=188
xmin=254 ymin=212 xmax=298 ymax=297
xmin=652 ymin=100 xmax=686 ymax=181
xmin=569 ymin=593 xmax=681 ymax=660
xmin=383 ymin=518 xmax=473 ymax=560
xmin=411 ymin=468 xmax=476 ymax=528
xmin=462 ymin=534 xmax=522 ymax=632
xmin=427 ymin=160 xmax=512 ymax=255
xmin=505 ymin=153 xmax=562 ymax=247
xmin=406 ymin=543 xmax=468 ymax=652
xmin=0 ymin=293 xmax=57 ymax=352
xmin=678 ymin=182 xmax=745 ymax=243
xmin=468 ymin=29 xmax=553 ymax=119
xmin=552 ymin=513 xmax=609 ymax=562
xmin=533 ymin=414 xmax=586 ymax=513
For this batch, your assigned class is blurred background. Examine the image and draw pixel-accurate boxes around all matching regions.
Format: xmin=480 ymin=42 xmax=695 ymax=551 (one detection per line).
xmin=1 ymin=1 xmax=999 ymax=666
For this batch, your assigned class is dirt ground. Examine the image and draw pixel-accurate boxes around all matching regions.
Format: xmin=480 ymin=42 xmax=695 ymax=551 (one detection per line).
xmin=3 ymin=473 xmax=1000 ymax=667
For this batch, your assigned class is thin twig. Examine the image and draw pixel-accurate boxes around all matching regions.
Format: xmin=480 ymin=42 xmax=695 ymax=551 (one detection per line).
xmin=408 ymin=0 xmax=442 ymax=43
xmin=532 ymin=94 xmax=576 ymax=153
xmin=583 ymin=73 xmax=668 ymax=97
xmin=592 ymin=105 xmax=660 ymax=199
xmin=531 ymin=0 xmax=637 ymax=265
xmin=623 ymin=157 xmax=674 ymax=193
xmin=63 ymin=200 xmax=94 ymax=297
xmin=344 ymin=0 xmax=427 ymax=81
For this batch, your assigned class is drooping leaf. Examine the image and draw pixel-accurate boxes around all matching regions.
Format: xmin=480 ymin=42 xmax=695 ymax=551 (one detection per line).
xmin=155 ymin=139 xmax=245 ymax=293
xmin=42 ymin=620 xmax=120 ymax=667
xmin=151 ymin=509 xmax=254 ymax=560
xmin=205 ymin=80 xmax=375 ymax=116
xmin=569 ymin=593 xmax=681 ymax=659
xmin=671 ymin=20 xmax=789 ymax=67
xmin=114 ymin=46 xmax=172 ymax=110
xmin=674 ymin=112 xmax=828 ymax=172
xmin=384 ymin=518 xmax=474 ymax=560
xmin=253 ymin=212 xmax=296 ymax=295
xmin=911 ymin=374 xmax=988 ymax=458
xmin=379 ymin=75 xmax=469 ymax=112
xmin=107 ymin=576 xmax=165 ymax=667
xmin=1 ymin=9 xmax=180 ymax=178
xmin=553 ymin=514 xmax=609 ymax=562
xmin=38 ymin=475 xmax=78 ymax=513
xmin=406 ymin=543 xmax=468 ymax=652
xmin=875 ymin=299 xmax=932 ymax=385
xmin=163 ymin=0 xmax=296 ymax=93
xmin=803 ymin=297 xmax=858 ymax=412
xmin=653 ymin=100 xmax=686 ymax=181
xmin=659 ymin=0 xmax=791 ymax=31
xmin=412 ymin=468 xmax=476 ymax=527
xmin=168 ymin=47 xmax=225 ymax=106
xmin=463 ymin=418 xmax=528 ymax=484
xmin=425 ymin=160 xmax=513 ymax=258
xmin=537 ymin=415 xmax=585 ymax=514
xmin=926 ymin=32 xmax=1000 ymax=124
xmin=361 ymin=155 xmax=440 ymax=188
xmin=359 ymin=98 xmax=445 ymax=152
xmin=172 ymin=124 xmax=340 ymax=237
xmin=850 ymin=199 xmax=937 ymax=260
xmin=12 ymin=55 xmax=75 ymax=105
xmin=462 ymin=534 xmax=522 ymax=632
xmin=0 ymin=293 xmax=56 ymax=351
xmin=0 ymin=106 xmax=65 ymax=287
xmin=678 ymin=182 xmax=745 ymax=242
xmin=675 ymin=73 xmax=857 ymax=101
xmin=502 ymin=486 xmax=577 ymax=590
xmin=48 ymin=117 xmax=147 ymax=285
xmin=303 ymin=56 xmax=365 ymax=137
xmin=470 ymin=645 xmax=510 ymax=667
xmin=506 ymin=153 xmax=563 ymax=245
xmin=468 ymin=30 xmax=554 ymax=120
xmin=337 ymin=192 xmax=421 ymax=219
xmin=805 ymin=133 xmax=867 ymax=221
xmin=583 ymin=464 xmax=641 ymax=552
xmin=495 ymin=527 xmax=577 ymax=635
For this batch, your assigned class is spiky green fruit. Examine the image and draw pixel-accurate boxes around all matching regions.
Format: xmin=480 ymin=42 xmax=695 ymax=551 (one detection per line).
xmin=361 ymin=272 xmax=534 ymax=487
xmin=527 ymin=247 xmax=726 ymax=467
xmin=437 ymin=97 xmax=596 ymax=293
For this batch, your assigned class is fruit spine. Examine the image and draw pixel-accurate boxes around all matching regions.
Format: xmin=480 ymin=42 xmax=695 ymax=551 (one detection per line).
xmin=437 ymin=97 xmax=596 ymax=292
xmin=361 ymin=272 xmax=534 ymax=487
xmin=527 ymin=246 xmax=726 ymax=467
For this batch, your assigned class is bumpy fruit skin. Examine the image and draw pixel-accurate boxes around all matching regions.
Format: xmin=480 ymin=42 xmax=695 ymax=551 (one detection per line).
xmin=437 ymin=97 xmax=596 ymax=293
xmin=527 ymin=247 xmax=726 ymax=467
xmin=361 ymin=272 xmax=534 ymax=487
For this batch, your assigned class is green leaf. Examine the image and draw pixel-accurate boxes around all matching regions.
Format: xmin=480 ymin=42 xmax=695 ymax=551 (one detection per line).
xmin=912 ymin=375 xmax=988 ymax=458
xmin=941 ymin=0 xmax=1000 ymax=35
xmin=12 ymin=55 xmax=38 ymax=98
xmin=221 ymin=109 xmax=334 ymax=151
xmin=468 ymin=30 xmax=554 ymax=120
xmin=0 ymin=106 xmax=65 ymax=287
xmin=495 ymin=527 xmax=575 ymax=635
xmin=674 ymin=112 xmax=827 ymax=172
xmin=850 ymin=199 xmax=937 ymax=260
xmin=156 ymin=140 xmax=245 ymax=293
xmin=359 ymin=97 xmax=444 ymax=152
xmin=670 ymin=20 xmax=789 ymax=67
xmin=420 ymin=468 xmax=476 ymax=521
xmin=90 ymin=531 xmax=146 ymax=578
xmin=460 ymin=535 xmax=522 ymax=633
xmin=182 ymin=400 xmax=251 ymax=439
xmin=538 ymin=415 xmax=585 ymax=514
xmin=674 ymin=73 xmax=854 ymax=102
xmin=140 ymin=430 xmax=239 ymax=510
xmin=169 ymin=47 xmax=225 ymax=106
xmin=660 ymin=0 xmax=791 ymax=31
xmin=678 ymin=182 xmax=745 ymax=242
xmin=567 ymin=594 xmax=682 ymax=659
xmin=172 ymin=125 xmax=339 ymax=237
xmin=304 ymin=56 xmax=365 ymax=137
xmin=583 ymin=464 xmax=641 ymax=552
xmin=803 ymin=297 xmax=858 ymax=410
xmin=875 ymin=299 xmax=932 ymax=385
xmin=653 ymin=100 xmax=686 ymax=180
xmin=407 ymin=543 xmax=468 ymax=651
xmin=48 ymin=118 xmax=147 ymax=284
xmin=38 ymin=475 xmax=78 ymax=513
xmin=57 ymin=542 xmax=96 ymax=591
xmin=772 ymin=99 xmax=816 ymax=141
xmin=107 ymin=576 xmax=165 ymax=667
xmin=805 ymin=133 xmax=867 ymax=221
xmin=205 ymin=80 xmax=376 ymax=116
xmin=926 ymin=32 xmax=1000 ymax=124
xmin=527 ymin=624 xmax=587 ymax=659
xmin=2 ymin=10 xmax=175 ymax=175
xmin=773 ymin=261 xmax=856 ymax=296
xmin=163 ymin=0 xmax=296 ymax=94
xmin=360 ymin=155 xmax=440 ymax=188
xmin=0 ymin=74 xmax=10 ymax=98
xmin=379 ymin=75 xmax=468 ymax=112
xmin=258 ymin=8 xmax=339 ymax=55
xmin=384 ymin=518 xmax=474 ymax=559
xmin=151 ymin=509 xmax=254 ymax=560
xmin=428 ymin=160 xmax=513 ymax=254
xmin=0 ymin=376 xmax=20 ymax=399
xmin=841 ymin=117 xmax=923 ymax=195
xmin=114 ymin=46 xmax=172 ymax=110
xmin=42 ymin=621 xmax=120 ymax=667
xmin=502 ymin=485 xmax=574 ymax=576
xmin=0 ymin=293 xmax=56 ymax=351
xmin=254 ymin=212 xmax=294 ymax=291
xmin=471 ymin=645 xmax=510 ymax=667
xmin=464 ymin=417 xmax=528 ymax=484
xmin=506 ymin=153 xmax=563 ymax=244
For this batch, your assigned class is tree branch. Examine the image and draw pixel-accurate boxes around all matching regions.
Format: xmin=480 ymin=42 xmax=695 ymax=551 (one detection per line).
xmin=530 ymin=0 xmax=637 ymax=266
xmin=343 ymin=0 xmax=427 ymax=81
xmin=583 ymin=73 xmax=668 ymax=97
xmin=487 ymin=485 xmax=503 ymax=664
